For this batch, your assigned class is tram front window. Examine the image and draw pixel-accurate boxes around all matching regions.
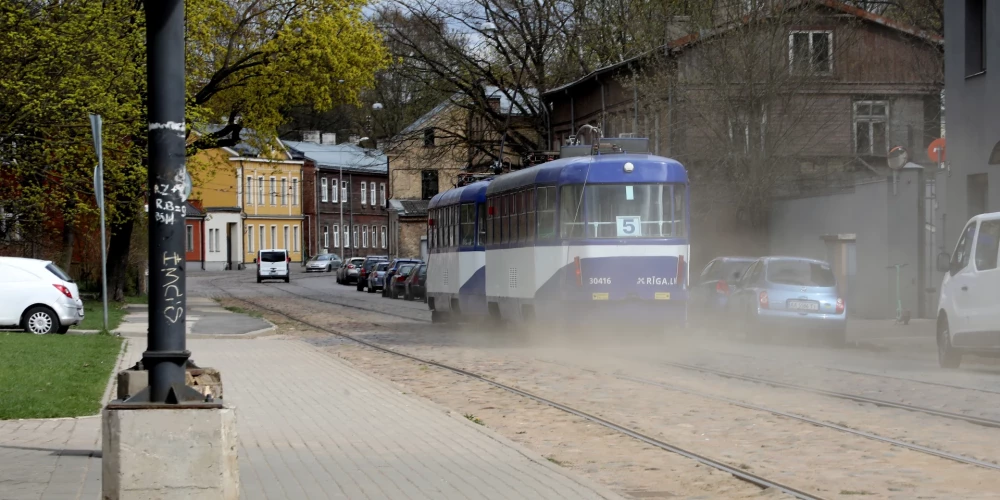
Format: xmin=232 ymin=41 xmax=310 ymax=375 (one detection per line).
xmin=583 ymin=184 xmax=686 ymax=238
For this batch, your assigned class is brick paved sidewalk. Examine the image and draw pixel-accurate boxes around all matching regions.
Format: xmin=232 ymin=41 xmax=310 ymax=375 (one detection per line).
xmin=1 ymin=337 xmax=622 ymax=500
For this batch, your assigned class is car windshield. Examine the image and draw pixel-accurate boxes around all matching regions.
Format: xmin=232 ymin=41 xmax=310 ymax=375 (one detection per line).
xmin=709 ymin=260 xmax=754 ymax=281
xmin=260 ymin=252 xmax=285 ymax=263
xmin=766 ymin=260 xmax=836 ymax=287
xmin=376 ymin=263 xmax=388 ymax=271
xmin=564 ymin=184 xmax=686 ymax=239
xmin=46 ymin=263 xmax=73 ymax=282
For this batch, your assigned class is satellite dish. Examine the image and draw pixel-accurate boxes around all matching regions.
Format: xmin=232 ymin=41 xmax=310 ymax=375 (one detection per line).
xmin=888 ymin=146 xmax=908 ymax=170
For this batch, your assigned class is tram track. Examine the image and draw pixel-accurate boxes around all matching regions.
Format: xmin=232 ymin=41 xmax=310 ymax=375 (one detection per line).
xmin=204 ymin=276 xmax=825 ymax=500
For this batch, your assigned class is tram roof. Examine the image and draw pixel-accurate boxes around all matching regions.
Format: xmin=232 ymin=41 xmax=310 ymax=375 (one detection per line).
xmin=486 ymin=154 xmax=687 ymax=196
xmin=427 ymin=179 xmax=491 ymax=209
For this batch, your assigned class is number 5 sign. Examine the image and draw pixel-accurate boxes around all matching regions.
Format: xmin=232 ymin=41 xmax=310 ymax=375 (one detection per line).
xmin=616 ymin=216 xmax=642 ymax=237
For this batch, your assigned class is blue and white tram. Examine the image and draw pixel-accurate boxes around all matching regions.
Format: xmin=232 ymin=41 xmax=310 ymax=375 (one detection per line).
xmin=483 ymin=151 xmax=690 ymax=327
xmin=425 ymin=180 xmax=490 ymax=322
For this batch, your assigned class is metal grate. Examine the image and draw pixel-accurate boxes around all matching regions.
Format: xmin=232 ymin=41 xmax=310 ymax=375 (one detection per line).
xmin=508 ymin=268 xmax=517 ymax=289
xmin=443 ymin=269 xmax=449 ymax=286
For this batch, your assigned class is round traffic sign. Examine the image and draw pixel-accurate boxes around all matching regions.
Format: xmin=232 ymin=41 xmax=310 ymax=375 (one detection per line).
xmin=927 ymin=137 xmax=946 ymax=163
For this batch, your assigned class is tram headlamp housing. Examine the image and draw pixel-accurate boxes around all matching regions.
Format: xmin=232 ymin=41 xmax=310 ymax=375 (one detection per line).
xmin=623 ymin=162 xmax=634 ymax=173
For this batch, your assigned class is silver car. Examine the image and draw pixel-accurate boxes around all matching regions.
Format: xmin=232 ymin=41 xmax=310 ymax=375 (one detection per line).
xmin=306 ymin=253 xmax=341 ymax=272
xmin=337 ymin=257 xmax=366 ymax=285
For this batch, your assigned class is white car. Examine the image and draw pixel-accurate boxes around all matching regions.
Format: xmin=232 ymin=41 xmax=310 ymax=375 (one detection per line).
xmin=255 ymin=249 xmax=290 ymax=283
xmin=0 ymin=257 xmax=84 ymax=334
xmin=935 ymin=211 xmax=1000 ymax=368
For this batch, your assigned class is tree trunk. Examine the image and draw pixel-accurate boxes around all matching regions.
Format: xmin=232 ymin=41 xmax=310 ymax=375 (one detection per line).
xmin=106 ymin=217 xmax=135 ymax=302
xmin=60 ymin=219 xmax=74 ymax=274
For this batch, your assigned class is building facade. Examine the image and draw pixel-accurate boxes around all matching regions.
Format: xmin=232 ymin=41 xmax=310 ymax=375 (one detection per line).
xmin=285 ymin=138 xmax=389 ymax=260
xmin=184 ymin=201 xmax=205 ymax=269
xmin=943 ymin=1 xmax=997 ymax=249
xmin=192 ymin=140 xmax=305 ymax=271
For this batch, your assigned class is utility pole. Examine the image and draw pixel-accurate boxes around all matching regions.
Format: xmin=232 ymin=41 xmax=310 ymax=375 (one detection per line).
xmin=126 ymin=0 xmax=203 ymax=405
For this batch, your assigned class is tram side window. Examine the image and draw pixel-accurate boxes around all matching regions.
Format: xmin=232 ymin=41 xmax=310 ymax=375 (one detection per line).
xmin=477 ymin=203 xmax=487 ymax=246
xmin=500 ymin=195 xmax=509 ymax=244
xmin=559 ymin=185 xmax=585 ymax=238
xmin=536 ymin=186 xmax=557 ymax=240
xmin=526 ymin=189 xmax=535 ymax=240
xmin=451 ymin=205 xmax=458 ymax=247
xmin=460 ymin=204 xmax=475 ymax=246
xmin=486 ymin=198 xmax=494 ymax=245
xmin=518 ymin=191 xmax=527 ymax=242
xmin=672 ymin=186 xmax=686 ymax=237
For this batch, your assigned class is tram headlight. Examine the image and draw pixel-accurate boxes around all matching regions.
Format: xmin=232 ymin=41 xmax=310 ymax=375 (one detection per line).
xmin=623 ymin=162 xmax=634 ymax=173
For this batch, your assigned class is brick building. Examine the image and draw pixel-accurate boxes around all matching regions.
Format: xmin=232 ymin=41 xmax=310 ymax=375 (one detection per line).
xmin=285 ymin=137 xmax=389 ymax=260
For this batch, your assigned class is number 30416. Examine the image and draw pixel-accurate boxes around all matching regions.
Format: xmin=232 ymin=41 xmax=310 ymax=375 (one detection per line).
xmin=589 ymin=277 xmax=611 ymax=285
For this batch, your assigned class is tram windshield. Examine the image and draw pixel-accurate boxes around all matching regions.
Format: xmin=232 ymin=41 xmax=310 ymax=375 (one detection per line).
xmin=560 ymin=184 xmax=686 ymax=239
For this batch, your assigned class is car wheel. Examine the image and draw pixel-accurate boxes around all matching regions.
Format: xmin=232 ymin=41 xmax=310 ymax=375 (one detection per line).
xmin=367 ymin=284 xmax=376 ymax=293
xmin=284 ymin=277 xmax=290 ymax=283
xmin=257 ymin=277 xmax=262 ymax=283
xmin=937 ymin=316 xmax=961 ymax=368
xmin=57 ymin=325 xmax=70 ymax=334
xmin=404 ymin=289 xmax=413 ymax=301
xmin=23 ymin=307 xmax=59 ymax=335
xmin=431 ymin=310 xmax=450 ymax=323
xmin=326 ymin=266 xmax=332 ymax=272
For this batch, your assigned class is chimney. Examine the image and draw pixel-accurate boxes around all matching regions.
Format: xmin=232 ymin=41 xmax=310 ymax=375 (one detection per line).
xmin=302 ymin=130 xmax=321 ymax=144
xmin=321 ymin=133 xmax=336 ymax=145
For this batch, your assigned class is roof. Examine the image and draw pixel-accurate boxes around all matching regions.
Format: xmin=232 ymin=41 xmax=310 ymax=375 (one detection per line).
xmin=428 ymin=180 xmax=490 ymax=209
xmin=389 ymin=199 xmax=429 ymax=217
xmin=185 ymin=202 xmax=205 ymax=218
xmin=486 ymin=154 xmax=688 ymax=195
xmin=283 ymin=141 xmax=387 ymax=174
xmin=397 ymin=85 xmax=538 ymax=137
xmin=543 ymin=0 xmax=943 ymax=98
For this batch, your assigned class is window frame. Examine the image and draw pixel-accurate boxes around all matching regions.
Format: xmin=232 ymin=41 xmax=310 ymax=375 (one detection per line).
xmin=321 ymin=178 xmax=329 ymax=203
xmin=853 ymin=100 xmax=889 ymax=156
xmin=248 ymin=225 xmax=255 ymax=253
xmin=269 ymin=177 xmax=277 ymax=205
xmin=281 ymin=178 xmax=288 ymax=205
xmin=186 ymin=225 xmax=194 ymax=252
xmin=361 ymin=181 xmax=367 ymax=205
xmin=381 ymin=225 xmax=387 ymax=249
xmin=293 ymin=225 xmax=300 ymax=252
xmin=283 ymin=225 xmax=290 ymax=250
xmin=788 ymin=30 xmax=834 ymax=75
xmin=332 ymin=224 xmax=339 ymax=248
xmin=370 ymin=183 xmax=376 ymax=207
xmin=258 ymin=176 xmax=264 ymax=205
xmin=246 ymin=176 xmax=254 ymax=205
xmin=379 ymin=183 xmax=386 ymax=206
xmin=341 ymin=181 xmax=347 ymax=203
xmin=292 ymin=178 xmax=299 ymax=206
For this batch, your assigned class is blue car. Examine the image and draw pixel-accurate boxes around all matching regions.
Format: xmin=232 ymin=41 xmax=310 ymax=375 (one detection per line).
xmin=692 ymin=257 xmax=756 ymax=315
xmin=727 ymin=256 xmax=846 ymax=345
xmin=366 ymin=262 xmax=390 ymax=293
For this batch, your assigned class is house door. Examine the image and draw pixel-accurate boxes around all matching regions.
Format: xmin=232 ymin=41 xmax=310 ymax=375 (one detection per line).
xmin=226 ymin=222 xmax=236 ymax=270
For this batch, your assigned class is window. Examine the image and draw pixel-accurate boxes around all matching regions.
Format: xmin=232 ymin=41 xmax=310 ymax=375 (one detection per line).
xmin=789 ymin=31 xmax=832 ymax=74
xmin=362 ymin=225 xmax=369 ymax=248
xmin=421 ymin=170 xmax=439 ymax=200
xmin=246 ymin=177 xmax=253 ymax=205
xmin=323 ymin=226 xmax=329 ymax=248
xmin=486 ymin=198 xmax=495 ymax=245
xmin=370 ymin=183 xmax=376 ymax=207
xmin=293 ymin=226 xmax=300 ymax=252
xmin=975 ymin=220 xmax=1000 ymax=271
xmin=341 ymin=181 xmax=347 ymax=203
xmin=281 ymin=178 xmax=288 ymax=205
xmin=477 ymin=203 xmax=486 ymax=246
xmin=766 ymin=259 xmax=836 ymax=287
xmin=258 ymin=176 xmax=264 ymax=205
xmin=292 ymin=179 xmax=299 ymax=205
xmin=270 ymin=225 xmax=277 ymax=249
xmin=379 ymin=183 xmax=386 ymax=206
xmin=381 ymin=225 xmax=387 ymax=249
xmin=361 ymin=182 xmax=367 ymax=204
xmin=371 ymin=226 xmax=376 ymax=248
xmin=344 ymin=226 xmax=350 ymax=248
xmin=248 ymin=225 xmax=254 ymax=253
xmin=283 ymin=226 xmax=290 ymax=250
xmin=537 ymin=186 xmax=557 ymax=240
xmin=583 ymin=184 xmax=686 ymax=238
xmin=332 ymin=225 xmax=339 ymax=248
xmin=207 ymin=228 xmax=214 ymax=252
xmin=854 ymin=101 xmax=888 ymax=156
xmin=728 ymin=107 xmax=767 ymax=153
xmin=559 ymin=185 xmax=585 ymax=238
xmin=452 ymin=205 xmax=459 ymax=246
xmin=186 ymin=225 xmax=194 ymax=252
xmin=518 ymin=191 xmax=528 ymax=242
xmin=321 ymin=178 xmax=329 ymax=202
xmin=353 ymin=226 xmax=359 ymax=250
xmin=423 ymin=127 xmax=435 ymax=147
xmin=270 ymin=177 xmax=277 ymax=205
xmin=951 ymin=221 xmax=978 ymax=275
xmin=966 ymin=0 xmax=986 ymax=76
xmin=331 ymin=178 xmax=338 ymax=203
xmin=460 ymin=203 xmax=475 ymax=246
xmin=259 ymin=225 xmax=265 ymax=252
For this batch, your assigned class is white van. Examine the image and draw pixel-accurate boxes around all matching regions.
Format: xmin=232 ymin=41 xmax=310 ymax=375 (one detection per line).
xmin=0 ymin=257 xmax=84 ymax=334
xmin=256 ymin=249 xmax=290 ymax=283
xmin=935 ymin=211 xmax=1000 ymax=368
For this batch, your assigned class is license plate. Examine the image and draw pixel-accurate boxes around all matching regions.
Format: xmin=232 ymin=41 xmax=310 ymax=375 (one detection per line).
xmin=654 ymin=292 xmax=671 ymax=300
xmin=592 ymin=293 xmax=609 ymax=300
xmin=788 ymin=300 xmax=819 ymax=311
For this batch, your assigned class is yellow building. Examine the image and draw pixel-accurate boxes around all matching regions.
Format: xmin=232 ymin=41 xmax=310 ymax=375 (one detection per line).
xmin=192 ymin=138 xmax=305 ymax=270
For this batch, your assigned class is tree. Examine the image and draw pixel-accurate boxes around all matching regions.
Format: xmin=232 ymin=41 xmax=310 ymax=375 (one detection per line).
xmin=0 ymin=0 xmax=390 ymax=300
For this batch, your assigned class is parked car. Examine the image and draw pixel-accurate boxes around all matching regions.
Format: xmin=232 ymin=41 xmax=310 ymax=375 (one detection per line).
xmin=305 ymin=253 xmax=341 ymax=273
xmin=356 ymin=255 xmax=389 ymax=292
xmin=256 ymin=249 xmax=290 ymax=283
xmin=366 ymin=262 xmax=390 ymax=293
xmin=382 ymin=258 xmax=423 ymax=297
xmin=727 ymin=256 xmax=845 ymax=345
xmin=388 ymin=263 xmax=418 ymax=299
xmin=935 ymin=211 xmax=1000 ymax=368
xmin=691 ymin=257 xmax=756 ymax=315
xmin=0 ymin=257 xmax=83 ymax=334
xmin=403 ymin=263 xmax=428 ymax=301
xmin=337 ymin=257 xmax=366 ymax=284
